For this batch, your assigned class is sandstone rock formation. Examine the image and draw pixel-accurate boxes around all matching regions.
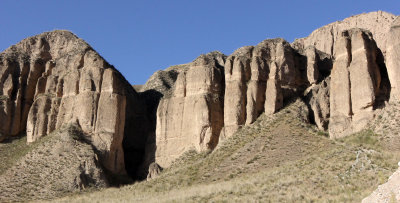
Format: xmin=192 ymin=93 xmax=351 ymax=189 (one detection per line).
xmin=155 ymin=52 xmax=225 ymax=168
xmin=386 ymin=16 xmax=400 ymax=101
xmin=292 ymin=11 xmax=396 ymax=56
xmin=304 ymin=77 xmax=330 ymax=130
xmin=0 ymin=11 xmax=399 ymax=187
xmin=0 ymin=31 xmax=150 ymax=177
xmin=223 ymin=39 xmax=304 ymax=138
xmin=152 ymin=12 xmax=397 ymax=166
xmin=329 ymin=29 xmax=382 ymax=138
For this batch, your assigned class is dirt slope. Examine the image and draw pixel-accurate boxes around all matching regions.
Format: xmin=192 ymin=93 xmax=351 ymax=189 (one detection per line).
xmin=54 ymin=100 xmax=400 ymax=202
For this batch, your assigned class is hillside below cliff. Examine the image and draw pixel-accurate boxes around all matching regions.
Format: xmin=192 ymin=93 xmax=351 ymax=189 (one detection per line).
xmin=56 ymin=100 xmax=400 ymax=202
xmin=1 ymin=11 xmax=400 ymax=202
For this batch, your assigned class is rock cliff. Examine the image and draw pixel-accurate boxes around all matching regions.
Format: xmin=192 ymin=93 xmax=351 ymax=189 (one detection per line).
xmin=155 ymin=52 xmax=225 ymax=167
xmin=329 ymin=29 xmax=382 ymax=138
xmin=0 ymin=31 xmax=150 ymax=177
xmin=292 ymin=11 xmax=396 ymax=56
xmin=0 ymin=11 xmax=399 ymax=192
xmin=153 ymin=11 xmax=397 ymax=164
xmin=386 ymin=16 xmax=400 ymax=101
xmin=223 ymin=39 xmax=304 ymax=138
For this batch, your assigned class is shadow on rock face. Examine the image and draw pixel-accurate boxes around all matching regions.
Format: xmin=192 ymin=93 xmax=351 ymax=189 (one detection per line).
xmin=123 ymin=89 xmax=163 ymax=181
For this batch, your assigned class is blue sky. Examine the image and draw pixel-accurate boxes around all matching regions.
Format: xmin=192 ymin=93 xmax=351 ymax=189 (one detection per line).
xmin=1 ymin=1 xmax=399 ymax=85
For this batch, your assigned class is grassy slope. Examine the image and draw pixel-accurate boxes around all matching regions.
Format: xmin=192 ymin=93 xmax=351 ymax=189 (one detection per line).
xmin=0 ymin=132 xmax=47 ymax=175
xmin=0 ymin=125 xmax=107 ymax=202
xmin=56 ymin=100 xmax=400 ymax=202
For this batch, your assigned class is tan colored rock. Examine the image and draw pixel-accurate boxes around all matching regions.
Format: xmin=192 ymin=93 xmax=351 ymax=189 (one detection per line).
xmin=155 ymin=53 xmax=225 ymax=168
xmin=305 ymin=77 xmax=330 ymax=130
xmin=362 ymin=164 xmax=400 ymax=203
xmin=223 ymin=46 xmax=253 ymax=137
xmin=386 ymin=17 xmax=400 ymax=101
xmin=0 ymin=30 xmax=149 ymax=176
xmin=329 ymin=29 xmax=381 ymax=138
xmin=147 ymin=162 xmax=162 ymax=181
xmin=305 ymin=46 xmax=320 ymax=84
xmin=293 ymin=11 xmax=396 ymax=56
xmin=223 ymin=39 xmax=302 ymax=138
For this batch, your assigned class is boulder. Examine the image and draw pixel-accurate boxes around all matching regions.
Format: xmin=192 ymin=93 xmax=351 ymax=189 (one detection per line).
xmin=146 ymin=162 xmax=162 ymax=181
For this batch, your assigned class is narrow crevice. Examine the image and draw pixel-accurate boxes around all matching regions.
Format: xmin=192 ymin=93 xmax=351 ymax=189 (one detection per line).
xmin=374 ymin=47 xmax=391 ymax=109
xmin=346 ymin=35 xmax=354 ymax=117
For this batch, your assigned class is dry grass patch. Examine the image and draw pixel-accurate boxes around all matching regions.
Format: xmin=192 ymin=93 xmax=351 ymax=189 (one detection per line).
xmin=55 ymin=100 xmax=400 ymax=202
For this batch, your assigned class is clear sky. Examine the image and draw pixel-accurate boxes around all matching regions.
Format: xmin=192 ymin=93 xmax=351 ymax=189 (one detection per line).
xmin=1 ymin=1 xmax=399 ymax=85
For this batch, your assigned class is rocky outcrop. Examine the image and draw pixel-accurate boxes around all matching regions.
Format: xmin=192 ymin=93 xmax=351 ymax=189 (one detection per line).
xmin=155 ymin=52 xmax=225 ymax=168
xmin=293 ymin=11 xmax=396 ymax=56
xmin=0 ymin=31 xmax=150 ymax=176
xmin=223 ymin=39 xmax=304 ymax=138
xmin=329 ymin=29 xmax=382 ymax=138
xmin=1 ymin=11 xmax=398 ymax=183
xmin=386 ymin=17 xmax=400 ymax=101
xmin=304 ymin=77 xmax=330 ymax=130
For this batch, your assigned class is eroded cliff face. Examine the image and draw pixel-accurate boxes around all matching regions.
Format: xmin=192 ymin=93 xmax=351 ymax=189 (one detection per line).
xmin=0 ymin=11 xmax=399 ymax=179
xmin=328 ymin=29 xmax=382 ymax=138
xmin=223 ymin=39 xmax=305 ymax=138
xmin=0 ymin=31 xmax=150 ymax=176
xmin=155 ymin=52 xmax=225 ymax=167
xmin=153 ymin=11 xmax=397 ymax=166
xmin=292 ymin=11 xmax=396 ymax=56
xmin=386 ymin=17 xmax=400 ymax=101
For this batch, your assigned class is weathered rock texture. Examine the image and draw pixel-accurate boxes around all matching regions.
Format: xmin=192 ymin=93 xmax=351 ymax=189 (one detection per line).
xmin=146 ymin=162 xmax=162 ymax=181
xmin=386 ymin=17 xmax=400 ymax=101
xmin=0 ymin=31 xmax=149 ymax=176
xmin=155 ymin=52 xmax=225 ymax=168
xmin=1 ymin=11 xmax=399 ymax=183
xmin=329 ymin=29 xmax=382 ymax=138
xmin=152 ymin=12 xmax=397 ymax=166
xmin=223 ymin=39 xmax=304 ymax=138
xmin=304 ymin=77 xmax=330 ymax=130
xmin=293 ymin=11 xmax=396 ymax=56
xmin=133 ymin=66 xmax=180 ymax=178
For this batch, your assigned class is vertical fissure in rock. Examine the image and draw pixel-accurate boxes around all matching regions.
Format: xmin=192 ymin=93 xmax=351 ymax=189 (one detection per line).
xmin=93 ymin=65 xmax=104 ymax=131
xmin=330 ymin=27 xmax=335 ymax=56
xmin=346 ymin=33 xmax=354 ymax=117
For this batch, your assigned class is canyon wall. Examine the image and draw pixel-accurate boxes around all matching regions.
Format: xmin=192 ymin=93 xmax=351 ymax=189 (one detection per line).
xmin=0 ymin=31 xmax=150 ymax=176
xmin=0 ymin=11 xmax=398 ymax=177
